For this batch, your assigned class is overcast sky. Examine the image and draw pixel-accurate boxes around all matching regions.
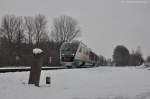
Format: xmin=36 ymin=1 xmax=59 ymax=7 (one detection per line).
xmin=0 ymin=0 xmax=150 ymax=59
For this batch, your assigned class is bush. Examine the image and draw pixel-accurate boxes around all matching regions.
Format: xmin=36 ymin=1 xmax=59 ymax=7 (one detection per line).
xmin=113 ymin=45 xmax=130 ymax=66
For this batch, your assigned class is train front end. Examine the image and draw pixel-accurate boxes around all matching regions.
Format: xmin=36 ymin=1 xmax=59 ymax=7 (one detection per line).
xmin=60 ymin=42 xmax=79 ymax=68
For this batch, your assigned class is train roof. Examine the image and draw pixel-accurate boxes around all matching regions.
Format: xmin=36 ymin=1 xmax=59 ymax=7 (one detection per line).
xmin=61 ymin=41 xmax=100 ymax=57
xmin=62 ymin=40 xmax=85 ymax=46
xmin=61 ymin=41 xmax=99 ymax=55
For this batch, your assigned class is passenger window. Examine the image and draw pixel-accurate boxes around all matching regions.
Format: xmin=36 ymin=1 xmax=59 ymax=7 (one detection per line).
xmin=86 ymin=51 xmax=88 ymax=55
xmin=79 ymin=48 xmax=82 ymax=52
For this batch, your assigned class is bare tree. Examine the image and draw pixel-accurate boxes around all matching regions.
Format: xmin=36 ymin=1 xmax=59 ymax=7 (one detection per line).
xmin=14 ymin=16 xmax=25 ymax=62
xmin=0 ymin=15 xmax=25 ymax=65
xmin=34 ymin=14 xmax=48 ymax=46
xmin=0 ymin=15 xmax=25 ymax=43
xmin=51 ymin=15 xmax=81 ymax=44
xmin=15 ymin=16 xmax=25 ymax=44
xmin=0 ymin=15 xmax=17 ymax=43
xmin=24 ymin=16 xmax=35 ymax=45
xmin=99 ymin=55 xmax=107 ymax=66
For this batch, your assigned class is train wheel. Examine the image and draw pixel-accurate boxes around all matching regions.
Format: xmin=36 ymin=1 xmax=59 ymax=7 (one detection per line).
xmin=66 ymin=65 xmax=73 ymax=68
xmin=76 ymin=61 xmax=85 ymax=68
xmin=81 ymin=62 xmax=85 ymax=66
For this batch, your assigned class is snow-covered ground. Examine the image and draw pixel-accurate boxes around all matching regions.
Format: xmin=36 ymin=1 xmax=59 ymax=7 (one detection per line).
xmin=0 ymin=67 xmax=150 ymax=99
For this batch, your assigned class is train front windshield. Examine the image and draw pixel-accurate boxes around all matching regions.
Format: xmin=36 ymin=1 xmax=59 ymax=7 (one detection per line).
xmin=61 ymin=42 xmax=79 ymax=62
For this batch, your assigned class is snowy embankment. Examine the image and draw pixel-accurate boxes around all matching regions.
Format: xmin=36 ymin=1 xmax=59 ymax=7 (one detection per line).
xmin=0 ymin=67 xmax=150 ymax=99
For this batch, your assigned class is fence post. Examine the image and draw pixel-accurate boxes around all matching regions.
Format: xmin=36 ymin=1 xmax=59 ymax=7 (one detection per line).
xmin=28 ymin=48 xmax=44 ymax=87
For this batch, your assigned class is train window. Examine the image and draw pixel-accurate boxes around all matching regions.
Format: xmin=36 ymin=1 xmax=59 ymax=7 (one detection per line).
xmin=83 ymin=47 xmax=86 ymax=54
xmin=61 ymin=42 xmax=79 ymax=51
xmin=86 ymin=50 xmax=89 ymax=55
xmin=84 ymin=49 xmax=86 ymax=55
xmin=84 ymin=48 xmax=87 ymax=55
xmin=79 ymin=47 xmax=82 ymax=53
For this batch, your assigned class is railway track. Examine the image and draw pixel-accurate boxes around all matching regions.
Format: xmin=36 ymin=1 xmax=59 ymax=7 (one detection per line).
xmin=0 ymin=67 xmax=65 ymax=73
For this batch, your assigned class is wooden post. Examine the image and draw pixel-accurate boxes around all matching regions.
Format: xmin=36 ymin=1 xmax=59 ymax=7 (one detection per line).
xmin=28 ymin=48 xmax=44 ymax=87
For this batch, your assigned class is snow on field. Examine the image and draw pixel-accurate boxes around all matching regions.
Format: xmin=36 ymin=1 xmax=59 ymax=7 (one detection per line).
xmin=0 ymin=67 xmax=150 ymax=99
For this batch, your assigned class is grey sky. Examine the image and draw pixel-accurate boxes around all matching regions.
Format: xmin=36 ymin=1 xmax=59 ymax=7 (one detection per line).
xmin=0 ymin=0 xmax=150 ymax=59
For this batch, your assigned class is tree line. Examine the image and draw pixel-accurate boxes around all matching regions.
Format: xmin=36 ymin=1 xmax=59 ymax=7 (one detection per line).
xmin=113 ymin=45 xmax=144 ymax=66
xmin=99 ymin=45 xmax=150 ymax=66
xmin=0 ymin=14 xmax=150 ymax=67
xmin=0 ymin=14 xmax=80 ymax=67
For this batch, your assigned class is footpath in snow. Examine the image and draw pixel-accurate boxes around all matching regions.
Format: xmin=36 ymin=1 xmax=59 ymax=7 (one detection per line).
xmin=0 ymin=67 xmax=150 ymax=99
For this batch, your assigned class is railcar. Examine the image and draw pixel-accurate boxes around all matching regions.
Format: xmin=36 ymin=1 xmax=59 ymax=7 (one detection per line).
xmin=60 ymin=41 xmax=100 ymax=68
